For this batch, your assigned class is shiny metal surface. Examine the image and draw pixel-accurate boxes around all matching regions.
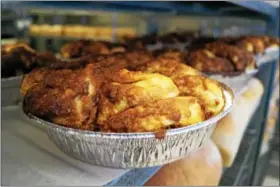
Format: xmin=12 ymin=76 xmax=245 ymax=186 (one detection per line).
xmin=25 ymin=83 xmax=234 ymax=169
xmin=1 ymin=76 xmax=23 ymax=107
xmin=206 ymin=69 xmax=258 ymax=95
xmin=256 ymin=46 xmax=279 ymax=67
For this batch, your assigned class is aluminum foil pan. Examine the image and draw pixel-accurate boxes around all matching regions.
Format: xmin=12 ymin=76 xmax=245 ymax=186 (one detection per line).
xmin=25 ymin=83 xmax=234 ymax=169
xmin=147 ymin=42 xmax=189 ymax=52
xmin=1 ymin=75 xmax=23 ymax=107
xmin=205 ymin=69 xmax=258 ymax=96
xmin=256 ymin=46 xmax=279 ymax=67
xmin=147 ymin=43 xmax=164 ymax=51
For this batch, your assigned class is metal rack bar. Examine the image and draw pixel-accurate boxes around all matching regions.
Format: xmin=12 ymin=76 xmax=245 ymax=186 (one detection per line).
xmin=227 ymin=1 xmax=278 ymax=18
xmin=20 ymin=1 xmax=277 ymax=19
xmin=105 ymin=166 xmax=161 ymax=186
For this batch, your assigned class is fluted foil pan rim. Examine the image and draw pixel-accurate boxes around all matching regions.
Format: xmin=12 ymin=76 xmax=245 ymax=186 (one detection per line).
xmin=203 ymin=68 xmax=258 ymax=77
xmin=25 ymin=82 xmax=234 ymax=139
xmin=206 ymin=68 xmax=258 ymax=95
xmin=256 ymin=46 xmax=279 ymax=67
xmin=2 ymin=75 xmax=24 ymax=106
xmin=1 ymin=75 xmax=24 ymax=84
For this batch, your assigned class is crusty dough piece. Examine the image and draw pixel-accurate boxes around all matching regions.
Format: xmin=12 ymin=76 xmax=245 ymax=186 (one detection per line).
xmin=173 ymin=75 xmax=225 ymax=118
xmin=1 ymin=43 xmax=59 ymax=77
xmin=21 ymin=68 xmax=49 ymax=96
xmin=234 ymin=36 xmax=266 ymax=54
xmin=144 ymin=140 xmax=222 ymax=186
xmin=23 ymin=64 xmax=102 ymax=130
xmin=101 ymin=96 xmax=205 ymax=132
xmin=59 ymin=40 xmax=128 ymax=59
xmin=205 ymin=42 xmax=256 ymax=71
xmin=138 ymin=57 xmax=200 ymax=79
xmin=97 ymin=69 xmax=180 ymax=127
xmin=186 ymin=49 xmax=235 ymax=73
xmin=153 ymin=48 xmax=185 ymax=62
xmin=211 ymin=78 xmax=264 ymax=167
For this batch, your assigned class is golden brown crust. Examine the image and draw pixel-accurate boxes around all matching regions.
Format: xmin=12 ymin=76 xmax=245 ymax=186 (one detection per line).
xmin=267 ymin=37 xmax=280 ymax=47
xmin=21 ymin=39 xmax=230 ymax=133
xmin=23 ymin=64 xmax=102 ymax=130
xmin=122 ymin=50 xmax=154 ymax=69
xmin=102 ymin=97 xmax=205 ymax=132
xmin=173 ymin=75 xmax=225 ymax=118
xmin=97 ymin=69 xmax=180 ymax=126
xmin=53 ymin=49 xmax=153 ymax=72
xmin=1 ymin=43 xmax=59 ymax=78
xmin=24 ymin=85 xmax=97 ymax=130
xmin=59 ymin=40 xmax=128 ymax=59
xmin=186 ymin=49 xmax=235 ymax=73
xmin=60 ymin=40 xmax=109 ymax=59
xmin=205 ymin=42 xmax=256 ymax=71
xmin=219 ymin=36 xmax=279 ymax=53
xmin=20 ymin=68 xmax=49 ymax=96
xmin=234 ymin=36 xmax=265 ymax=54
xmin=153 ymin=48 xmax=185 ymax=62
xmin=137 ymin=57 xmax=200 ymax=79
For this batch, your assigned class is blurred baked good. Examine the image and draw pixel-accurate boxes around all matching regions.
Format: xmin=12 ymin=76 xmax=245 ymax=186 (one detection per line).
xmin=205 ymin=42 xmax=256 ymax=71
xmin=145 ymin=140 xmax=223 ymax=186
xmin=28 ymin=24 xmax=41 ymax=36
xmin=186 ymin=41 xmax=256 ymax=72
xmin=50 ymin=25 xmax=63 ymax=37
xmin=60 ymin=40 xmax=110 ymax=59
xmin=227 ymin=36 xmax=279 ymax=54
xmin=212 ymin=78 xmax=264 ymax=167
xmin=153 ymin=48 xmax=185 ymax=62
xmin=234 ymin=36 xmax=266 ymax=54
xmin=40 ymin=24 xmax=54 ymax=36
xmin=116 ymin=27 xmax=136 ymax=41
xmin=186 ymin=49 xmax=235 ymax=73
xmin=59 ymin=40 xmax=128 ymax=59
xmin=1 ymin=43 xmax=59 ymax=78
xmin=121 ymin=50 xmax=154 ymax=69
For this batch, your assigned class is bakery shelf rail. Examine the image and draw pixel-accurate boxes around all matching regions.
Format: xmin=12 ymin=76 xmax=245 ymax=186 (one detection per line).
xmin=19 ymin=1 xmax=278 ymax=19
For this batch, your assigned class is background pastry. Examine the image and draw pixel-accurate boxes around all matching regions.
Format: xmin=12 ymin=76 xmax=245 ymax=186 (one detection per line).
xmin=185 ymin=49 xmax=235 ymax=73
xmin=205 ymin=42 xmax=256 ymax=71
xmin=1 ymin=43 xmax=59 ymax=78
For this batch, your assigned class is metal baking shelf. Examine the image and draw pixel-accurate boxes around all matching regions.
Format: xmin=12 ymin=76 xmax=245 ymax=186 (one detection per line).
xmin=227 ymin=1 xmax=278 ymax=18
xmin=20 ymin=1 xmax=276 ymax=19
xmin=219 ymin=135 xmax=257 ymax=186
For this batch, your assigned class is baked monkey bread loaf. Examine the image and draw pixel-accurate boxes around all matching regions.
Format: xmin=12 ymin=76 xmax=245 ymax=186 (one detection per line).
xmin=22 ymin=53 xmax=227 ymax=133
xmin=59 ymin=40 xmax=128 ymax=59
